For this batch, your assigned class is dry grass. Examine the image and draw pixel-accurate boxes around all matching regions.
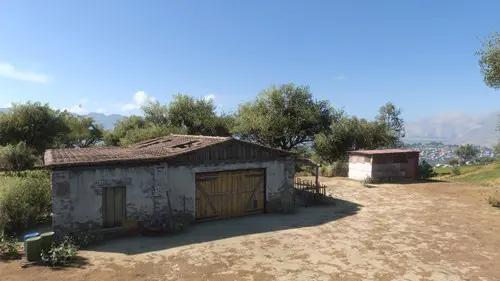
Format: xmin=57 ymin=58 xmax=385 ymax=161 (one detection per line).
xmin=2 ymin=177 xmax=500 ymax=281
xmin=442 ymin=162 xmax=500 ymax=186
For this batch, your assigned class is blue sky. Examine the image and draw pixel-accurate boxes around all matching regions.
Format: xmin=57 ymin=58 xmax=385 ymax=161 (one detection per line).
xmin=0 ymin=0 xmax=499 ymax=121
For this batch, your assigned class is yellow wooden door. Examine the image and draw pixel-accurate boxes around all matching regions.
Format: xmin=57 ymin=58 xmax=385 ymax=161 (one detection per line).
xmin=195 ymin=169 xmax=265 ymax=219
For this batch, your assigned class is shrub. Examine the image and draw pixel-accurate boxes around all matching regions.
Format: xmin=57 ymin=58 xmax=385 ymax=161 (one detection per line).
xmin=450 ymin=166 xmax=461 ymax=176
xmin=319 ymin=159 xmax=349 ymax=177
xmin=419 ymin=160 xmax=437 ymax=179
xmin=487 ymin=192 xmax=500 ymax=208
xmin=0 ymin=232 xmax=19 ymax=258
xmin=331 ymin=159 xmax=348 ymax=177
xmin=324 ymin=165 xmax=335 ymax=177
xmin=0 ymin=142 xmax=38 ymax=173
xmin=319 ymin=166 xmax=327 ymax=176
xmin=0 ymin=171 xmax=51 ymax=233
xmin=361 ymin=176 xmax=375 ymax=187
xmin=41 ymin=236 xmax=79 ymax=267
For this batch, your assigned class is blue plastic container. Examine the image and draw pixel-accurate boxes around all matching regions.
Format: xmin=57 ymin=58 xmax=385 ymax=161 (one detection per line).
xmin=24 ymin=232 xmax=40 ymax=255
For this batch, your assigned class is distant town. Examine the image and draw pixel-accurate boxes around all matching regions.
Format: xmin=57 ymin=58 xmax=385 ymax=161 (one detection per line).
xmin=404 ymin=142 xmax=497 ymax=166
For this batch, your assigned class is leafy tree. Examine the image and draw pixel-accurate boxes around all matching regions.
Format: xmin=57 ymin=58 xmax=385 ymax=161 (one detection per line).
xmin=56 ymin=114 xmax=104 ymax=148
xmin=314 ymin=114 xmax=393 ymax=163
xmin=0 ymin=142 xmax=38 ymax=172
xmin=103 ymin=115 xmax=147 ymax=146
xmin=375 ymin=102 xmax=405 ymax=148
xmin=448 ymin=158 xmax=460 ymax=166
xmin=0 ymin=102 xmax=69 ymax=155
xmin=476 ymin=32 xmax=500 ymax=90
xmin=493 ymin=142 xmax=500 ymax=156
xmin=142 ymin=101 xmax=170 ymax=126
xmin=167 ymin=94 xmax=233 ymax=136
xmin=233 ymin=84 xmax=332 ymax=150
xmin=119 ymin=125 xmax=186 ymax=146
xmin=141 ymin=95 xmax=233 ymax=136
xmin=454 ymin=144 xmax=479 ymax=162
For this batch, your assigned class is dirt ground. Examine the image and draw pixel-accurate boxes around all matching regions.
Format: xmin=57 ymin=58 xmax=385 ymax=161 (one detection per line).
xmin=2 ymin=177 xmax=500 ymax=281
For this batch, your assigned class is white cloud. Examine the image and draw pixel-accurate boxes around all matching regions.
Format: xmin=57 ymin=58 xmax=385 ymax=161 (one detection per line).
xmin=204 ymin=94 xmax=216 ymax=101
xmin=6 ymin=102 xmax=13 ymax=108
xmin=0 ymin=62 xmax=52 ymax=83
xmin=335 ymin=75 xmax=345 ymax=80
xmin=121 ymin=91 xmax=156 ymax=111
xmin=96 ymin=108 xmax=107 ymax=113
xmin=67 ymin=99 xmax=88 ymax=114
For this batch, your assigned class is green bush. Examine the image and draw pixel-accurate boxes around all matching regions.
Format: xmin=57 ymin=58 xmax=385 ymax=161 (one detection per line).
xmin=419 ymin=160 xmax=437 ymax=179
xmin=0 ymin=142 xmax=38 ymax=173
xmin=324 ymin=165 xmax=335 ymax=177
xmin=319 ymin=159 xmax=349 ymax=177
xmin=451 ymin=166 xmax=461 ymax=176
xmin=41 ymin=236 xmax=79 ymax=267
xmin=318 ymin=166 xmax=327 ymax=176
xmin=0 ymin=171 xmax=51 ymax=233
xmin=331 ymin=159 xmax=348 ymax=177
xmin=0 ymin=232 xmax=19 ymax=258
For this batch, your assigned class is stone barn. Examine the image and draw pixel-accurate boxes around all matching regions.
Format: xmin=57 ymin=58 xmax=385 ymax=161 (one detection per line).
xmin=347 ymin=149 xmax=420 ymax=181
xmin=44 ymin=135 xmax=295 ymax=233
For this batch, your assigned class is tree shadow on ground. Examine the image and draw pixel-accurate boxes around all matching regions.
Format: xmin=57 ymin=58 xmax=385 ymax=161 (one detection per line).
xmin=87 ymin=197 xmax=362 ymax=255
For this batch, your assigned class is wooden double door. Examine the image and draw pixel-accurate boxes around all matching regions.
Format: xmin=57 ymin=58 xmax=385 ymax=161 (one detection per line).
xmin=195 ymin=169 xmax=265 ymax=220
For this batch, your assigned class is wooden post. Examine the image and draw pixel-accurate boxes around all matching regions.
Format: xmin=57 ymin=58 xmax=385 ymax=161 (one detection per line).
xmin=315 ymin=164 xmax=320 ymax=195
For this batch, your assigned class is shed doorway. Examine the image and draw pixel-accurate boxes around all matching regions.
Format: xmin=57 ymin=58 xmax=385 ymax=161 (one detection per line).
xmin=103 ymin=186 xmax=126 ymax=227
xmin=195 ymin=169 xmax=265 ymax=220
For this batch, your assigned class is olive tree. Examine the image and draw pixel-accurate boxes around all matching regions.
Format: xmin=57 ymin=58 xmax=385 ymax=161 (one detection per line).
xmin=476 ymin=32 xmax=500 ymax=90
xmin=233 ymin=84 xmax=332 ymax=150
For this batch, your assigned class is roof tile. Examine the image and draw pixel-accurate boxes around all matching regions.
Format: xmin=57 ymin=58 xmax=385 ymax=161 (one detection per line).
xmin=44 ymin=134 xmax=231 ymax=168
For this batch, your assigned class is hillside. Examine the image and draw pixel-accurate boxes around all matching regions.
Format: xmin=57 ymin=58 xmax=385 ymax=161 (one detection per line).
xmin=437 ymin=162 xmax=500 ymax=186
xmin=406 ymin=111 xmax=499 ymax=146
xmin=86 ymin=113 xmax=124 ymax=130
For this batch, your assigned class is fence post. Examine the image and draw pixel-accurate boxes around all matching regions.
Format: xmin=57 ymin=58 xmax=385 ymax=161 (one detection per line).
xmin=315 ymin=164 xmax=320 ymax=195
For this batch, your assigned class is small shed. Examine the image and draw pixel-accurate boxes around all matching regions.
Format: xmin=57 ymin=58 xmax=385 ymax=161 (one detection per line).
xmin=44 ymin=134 xmax=295 ymax=233
xmin=347 ymin=149 xmax=420 ymax=181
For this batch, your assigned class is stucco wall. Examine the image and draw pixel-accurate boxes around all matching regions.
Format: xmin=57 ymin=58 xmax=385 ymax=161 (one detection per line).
xmin=348 ymin=162 xmax=372 ymax=181
xmin=52 ymin=158 xmax=294 ymax=233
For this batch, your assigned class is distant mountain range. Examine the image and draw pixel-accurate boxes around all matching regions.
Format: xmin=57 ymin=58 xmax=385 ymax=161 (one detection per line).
xmin=86 ymin=113 xmax=124 ymax=130
xmin=1 ymin=108 xmax=498 ymax=146
xmin=405 ymin=111 xmax=499 ymax=147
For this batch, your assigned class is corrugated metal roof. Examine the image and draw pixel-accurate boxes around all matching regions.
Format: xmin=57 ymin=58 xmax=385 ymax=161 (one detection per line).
xmin=348 ymin=149 xmax=420 ymax=155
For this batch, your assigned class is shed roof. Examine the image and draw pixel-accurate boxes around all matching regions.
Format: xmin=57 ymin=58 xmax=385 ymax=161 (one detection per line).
xmin=348 ymin=149 xmax=419 ymax=155
xmin=44 ymin=134 xmax=292 ymax=168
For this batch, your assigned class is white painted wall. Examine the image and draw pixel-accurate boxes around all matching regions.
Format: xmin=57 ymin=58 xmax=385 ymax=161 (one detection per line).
xmin=52 ymin=159 xmax=294 ymax=232
xmin=348 ymin=162 xmax=373 ymax=181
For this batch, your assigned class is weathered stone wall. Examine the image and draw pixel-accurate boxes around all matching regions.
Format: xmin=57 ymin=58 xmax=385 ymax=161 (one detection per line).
xmin=52 ymin=164 xmax=179 ymax=233
xmin=52 ymin=157 xmax=295 ymax=232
